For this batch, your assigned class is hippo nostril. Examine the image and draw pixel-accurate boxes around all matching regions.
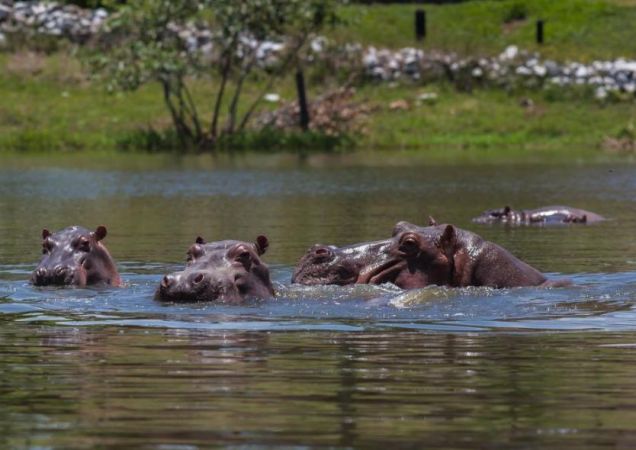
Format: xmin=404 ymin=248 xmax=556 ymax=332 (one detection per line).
xmin=35 ymin=268 xmax=47 ymax=280
xmin=193 ymin=273 xmax=204 ymax=284
xmin=54 ymin=265 xmax=67 ymax=277
xmin=161 ymin=275 xmax=173 ymax=289
xmin=313 ymin=246 xmax=333 ymax=261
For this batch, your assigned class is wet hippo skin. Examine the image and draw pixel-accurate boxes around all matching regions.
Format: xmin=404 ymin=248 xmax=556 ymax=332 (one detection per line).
xmin=32 ymin=225 xmax=121 ymax=287
xmin=292 ymin=239 xmax=396 ymax=286
xmin=156 ymin=236 xmax=274 ymax=303
xmin=293 ymin=219 xmax=569 ymax=290
xmin=390 ymin=221 xmax=570 ymax=289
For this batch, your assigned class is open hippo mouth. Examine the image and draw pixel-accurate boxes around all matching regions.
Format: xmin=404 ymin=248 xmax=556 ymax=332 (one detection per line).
xmin=355 ymin=258 xmax=407 ymax=285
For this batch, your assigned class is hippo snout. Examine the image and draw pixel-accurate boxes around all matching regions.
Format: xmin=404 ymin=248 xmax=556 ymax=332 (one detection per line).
xmin=32 ymin=265 xmax=77 ymax=286
xmin=156 ymin=271 xmax=234 ymax=302
xmin=32 ymin=267 xmax=48 ymax=285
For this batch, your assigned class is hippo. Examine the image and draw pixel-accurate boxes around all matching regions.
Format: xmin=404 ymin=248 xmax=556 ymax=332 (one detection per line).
xmin=156 ymin=236 xmax=274 ymax=303
xmin=291 ymin=239 xmax=396 ymax=286
xmin=472 ymin=205 xmax=605 ymax=225
xmin=32 ymin=225 xmax=121 ymax=287
xmin=293 ymin=219 xmax=568 ymax=290
xmin=292 ymin=218 xmax=440 ymax=287
xmin=390 ymin=221 xmax=569 ymax=289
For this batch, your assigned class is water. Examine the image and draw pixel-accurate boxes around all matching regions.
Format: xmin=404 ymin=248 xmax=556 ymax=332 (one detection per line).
xmin=1 ymin=153 xmax=636 ymax=448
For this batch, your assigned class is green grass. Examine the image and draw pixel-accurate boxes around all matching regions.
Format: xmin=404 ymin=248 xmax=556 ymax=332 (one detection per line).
xmin=0 ymin=51 xmax=634 ymax=156
xmin=357 ymin=83 xmax=636 ymax=152
xmin=0 ymin=52 xmax=312 ymax=153
xmin=332 ymin=0 xmax=636 ymax=60
xmin=2 ymin=0 xmax=636 ymax=157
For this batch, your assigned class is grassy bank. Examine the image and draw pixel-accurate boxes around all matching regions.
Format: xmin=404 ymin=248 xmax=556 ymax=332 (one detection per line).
xmin=357 ymin=83 xmax=636 ymax=152
xmin=1 ymin=0 xmax=636 ymax=156
xmin=0 ymin=51 xmax=634 ymax=155
xmin=333 ymin=0 xmax=636 ymax=61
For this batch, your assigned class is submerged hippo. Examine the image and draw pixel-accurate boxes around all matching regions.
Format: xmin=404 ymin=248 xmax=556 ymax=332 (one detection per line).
xmin=472 ymin=205 xmax=605 ymax=225
xmin=292 ymin=218 xmax=439 ymax=287
xmin=32 ymin=226 xmax=121 ymax=287
xmin=291 ymin=239 xmax=396 ymax=286
xmin=156 ymin=236 xmax=274 ymax=303
xmin=390 ymin=221 xmax=569 ymax=288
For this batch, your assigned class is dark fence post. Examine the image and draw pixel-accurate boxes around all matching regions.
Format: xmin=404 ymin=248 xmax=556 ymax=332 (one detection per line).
xmin=536 ymin=19 xmax=544 ymax=44
xmin=295 ymin=69 xmax=310 ymax=132
xmin=415 ymin=9 xmax=426 ymax=41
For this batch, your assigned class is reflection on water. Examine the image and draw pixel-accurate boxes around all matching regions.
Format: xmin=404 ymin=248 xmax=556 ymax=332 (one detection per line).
xmin=1 ymin=154 xmax=636 ymax=448
xmin=2 ymin=325 xmax=636 ymax=449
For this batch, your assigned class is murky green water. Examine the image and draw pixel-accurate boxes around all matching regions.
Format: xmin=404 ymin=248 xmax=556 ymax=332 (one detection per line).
xmin=1 ymin=153 xmax=636 ymax=448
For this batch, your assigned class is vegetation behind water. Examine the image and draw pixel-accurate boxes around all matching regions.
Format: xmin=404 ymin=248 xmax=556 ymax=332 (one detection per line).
xmin=0 ymin=0 xmax=635 ymax=156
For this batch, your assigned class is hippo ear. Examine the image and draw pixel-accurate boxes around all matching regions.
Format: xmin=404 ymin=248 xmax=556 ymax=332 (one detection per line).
xmin=438 ymin=224 xmax=457 ymax=255
xmin=255 ymin=235 xmax=269 ymax=255
xmin=503 ymin=206 xmax=511 ymax=215
xmin=94 ymin=226 xmax=107 ymax=241
xmin=42 ymin=229 xmax=51 ymax=240
xmin=428 ymin=216 xmax=437 ymax=226
xmin=195 ymin=236 xmax=206 ymax=245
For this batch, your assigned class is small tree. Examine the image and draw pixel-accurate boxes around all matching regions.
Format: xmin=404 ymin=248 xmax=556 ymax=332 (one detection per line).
xmin=86 ymin=0 xmax=340 ymax=150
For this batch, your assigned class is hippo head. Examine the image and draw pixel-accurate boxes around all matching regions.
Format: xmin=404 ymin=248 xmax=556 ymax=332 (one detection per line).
xmin=389 ymin=223 xmax=456 ymax=289
xmin=292 ymin=238 xmax=403 ymax=286
xmin=32 ymin=225 xmax=121 ymax=287
xmin=155 ymin=236 xmax=274 ymax=303
xmin=472 ymin=206 xmax=513 ymax=224
xmin=391 ymin=218 xmax=438 ymax=236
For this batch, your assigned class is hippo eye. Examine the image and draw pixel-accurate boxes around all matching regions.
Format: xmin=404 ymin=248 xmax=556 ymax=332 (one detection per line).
xmin=399 ymin=234 xmax=420 ymax=255
xmin=234 ymin=274 xmax=248 ymax=294
xmin=77 ymin=237 xmax=90 ymax=252
xmin=187 ymin=245 xmax=204 ymax=264
xmin=233 ymin=249 xmax=252 ymax=263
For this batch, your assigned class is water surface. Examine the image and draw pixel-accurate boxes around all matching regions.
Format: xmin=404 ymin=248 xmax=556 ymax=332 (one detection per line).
xmin=1 ymin=153 xmax=636 ymax=448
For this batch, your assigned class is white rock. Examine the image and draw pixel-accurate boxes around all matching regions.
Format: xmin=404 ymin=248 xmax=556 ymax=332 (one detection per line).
xmin=575 ymin=66 xmax=589 ymax=78
xmin=418 ymin=92 xmax=438 ymax=102
xmin=500 ymin=45 xmax=519 ymax=61
xmin=533 ymin=65 xmax=547 ymax=77
xmin=515 ymin=66 xmax=532 ymax=76
xmin=595 ymin=87 xmax=607 ymax=100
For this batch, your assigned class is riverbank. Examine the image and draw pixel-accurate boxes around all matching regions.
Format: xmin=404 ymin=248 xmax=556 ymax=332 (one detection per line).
xmin=0 ymin=0 xmax=635 ymax=155
xmin=0 ymin=50 xmax=634 ymax=156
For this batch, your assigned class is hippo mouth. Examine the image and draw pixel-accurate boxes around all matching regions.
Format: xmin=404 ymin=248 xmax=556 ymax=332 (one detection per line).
xmin=155 ymin=274 xmax=245 ymax=303
xmin=32 ymin=266 xmax=86 ymax=286
xmin=355 ymin=258 xmax=407 ymax=285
